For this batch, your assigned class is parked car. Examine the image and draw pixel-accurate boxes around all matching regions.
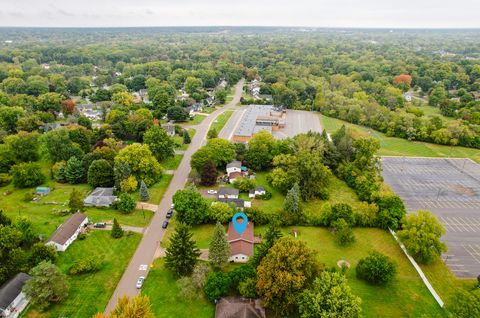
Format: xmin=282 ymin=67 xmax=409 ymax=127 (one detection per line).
xmin=166 ymin=208 xmax=174 ymax=218
xmin=93 ymin=222 xmax=107 ymax=228
xmin=207 ymin=189 xmax=217 ymax=194
xmin=136 ymin=276 xmax=145 ymax=289
xmin=162 ymin=220 xmax=169 ymax=229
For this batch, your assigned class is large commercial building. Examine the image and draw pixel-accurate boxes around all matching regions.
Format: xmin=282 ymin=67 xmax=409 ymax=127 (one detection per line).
xmin=232 ymin=105 xmax=286 ymax=142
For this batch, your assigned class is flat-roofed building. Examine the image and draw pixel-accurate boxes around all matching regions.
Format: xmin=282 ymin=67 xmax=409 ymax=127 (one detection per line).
xmin=233 ymin=105 xmax=286 ymax=143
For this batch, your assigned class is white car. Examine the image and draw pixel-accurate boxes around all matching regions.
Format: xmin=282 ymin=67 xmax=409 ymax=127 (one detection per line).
xmin=136 ymin=276 xmax=145 ymax=289
xmin=207 ymin=190 xmax=217 ymax=194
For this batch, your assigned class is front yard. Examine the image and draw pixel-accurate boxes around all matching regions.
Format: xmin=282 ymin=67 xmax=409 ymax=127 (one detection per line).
xmin=23 ymin=231 xmax=141 ymax=318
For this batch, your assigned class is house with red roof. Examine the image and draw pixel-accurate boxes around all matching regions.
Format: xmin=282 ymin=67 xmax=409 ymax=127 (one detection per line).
xmin=227 ymin=220 xmax=254 ymax=263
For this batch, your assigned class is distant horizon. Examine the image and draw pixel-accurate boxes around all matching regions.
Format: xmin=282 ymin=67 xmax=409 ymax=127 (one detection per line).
xmin=1 ymin=0 xmax=479 ymax=29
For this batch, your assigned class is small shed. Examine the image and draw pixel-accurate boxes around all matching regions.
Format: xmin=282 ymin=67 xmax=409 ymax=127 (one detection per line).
xmin=35 ymin=187 xmax=51 ymax=196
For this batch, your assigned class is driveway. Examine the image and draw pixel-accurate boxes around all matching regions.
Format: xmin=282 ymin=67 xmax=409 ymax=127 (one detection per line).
xmin=104 ymin=79 xmax=245 ymax=313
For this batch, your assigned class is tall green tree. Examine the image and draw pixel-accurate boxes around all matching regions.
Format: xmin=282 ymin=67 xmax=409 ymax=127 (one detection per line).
xmin=87 ymin=159 xmax=114 ymax=188
xmin=284 ymin=183 xmax=301 ymax=216
xmin=111 ymin=218 xmax=124 ymax=238
xmin=172 ymin=186 xmax=210 ymax=225
xmin=246 ymin=130 xmax=277 ymax=170
xmin=165 ymin=223 xmax=201 ymax=277
xmin=256 ymin=237 xmax=321 ymax=315
xmin=115 ymin=144 xmax=162 ymax=186
xmin=139 ymin=180 xmax=150 ymax=202
xmin=299 ymin=271 xmax=362 ymax=318
xmin=68 ymin=188 xmax=85 ymax=213
xmin=65 ymin=156 xmax=84 ymax=184
xmin=143 ymin=125 xmax=175 ymax=162
xmin=4 ymin=131 xmax=39 ymax=163
xmin=23 ymin=261 xmax=69 ymax=310
xmin=208 ymin=222 xmax=230 ymax=269
xmin=398 ymin=210 xmax=447 ymax=264
xmin=10 ymin=162 xmax=45 ymax=188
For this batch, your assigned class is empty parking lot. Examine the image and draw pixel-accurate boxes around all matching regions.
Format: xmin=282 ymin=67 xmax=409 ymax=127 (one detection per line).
xmin=381 ymin=157 xmax=480 ymax=277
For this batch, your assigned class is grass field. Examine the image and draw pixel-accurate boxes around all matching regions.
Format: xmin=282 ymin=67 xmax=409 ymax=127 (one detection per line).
xmin=0 ymin=182 xmax=153 ymax=237
xmin=141 ymin=259 xmax=215 ymax=318
xmin=24 ymin=231 xmax=141 ymax=318
xmin=319 ymin=114 xmax=480 ymax=162
xmin=201 ymin=107 xmax=217 ymax=114
xmin=132 ymin=174 xmax=173 ymax=205
xmin=210 ymin=110 xmax=234 ymax=132
xmin=174 ymin=128 xmax=196 ymax=151
xmin=190 ymin=114 xmax=207 ymax=125
xmin=161 ymin=154 xmax=183 ymax=170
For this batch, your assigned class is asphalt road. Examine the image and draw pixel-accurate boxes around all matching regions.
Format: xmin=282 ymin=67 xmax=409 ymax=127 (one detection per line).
xmin=104 ymin=79 xmax=245 ymax=313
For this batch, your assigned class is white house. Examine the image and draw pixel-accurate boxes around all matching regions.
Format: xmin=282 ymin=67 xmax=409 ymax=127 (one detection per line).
xmin=403 ymin=93 xmax=412 ymax=102
xmin=46 ymin=212 xmax=88 ymax=252
xmin=227 ymin=221 xmax=254 ymax=263
xmin=249 ymin=186 xmax=266 ymax=198
xmin=226 ymin=161 xmax=242 ymax=176
xmin=0 ymin=273 xmax=31 ymax=318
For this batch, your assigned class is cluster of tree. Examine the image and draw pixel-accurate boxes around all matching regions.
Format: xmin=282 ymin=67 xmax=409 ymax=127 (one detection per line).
xmin=0 ymin=211 xmax=57 ymax=286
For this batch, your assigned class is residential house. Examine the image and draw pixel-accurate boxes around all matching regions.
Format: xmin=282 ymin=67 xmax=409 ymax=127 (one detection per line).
xmin=227 ymin=220 xmax=254 ymax=262
xmin=206 ymin=96 xmax=215 ymax=106
xmin=226 ymin=161 xmax=242 ymax=176
xmin=216 ymin=79 xmax=227 ymax=91
xmin=403 ymin=93 xmax=412 ymax=102
xmin=139 ymin=89 xmax=150 ymax=103
xmin=0 ymin=273 xmax=31 ymax=318
xmin=161 ymin=123 xmax=176 ymax=137
xmin=46 ymin=212 xmax=88 ymax=252
xmin=215 ymin=296 xmax=265 ymax=318
xmin=217 ymin=187 xmax=239 ymax=200
xmin=249 ymin=186 xmax=266 ymax=198
xmin=84 ymin=187 xmax=117 ymax=207
xmin=228 ymin=172 xmax=244 ymax=184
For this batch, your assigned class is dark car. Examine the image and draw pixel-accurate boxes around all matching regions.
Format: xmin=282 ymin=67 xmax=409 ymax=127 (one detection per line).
xmin=93 ymin=222 xmax=107 ymax=228
xmin=166 ymin=208 xmax=174 ymax=218
xmin=162 ymin=220 xmax=169 ymax=229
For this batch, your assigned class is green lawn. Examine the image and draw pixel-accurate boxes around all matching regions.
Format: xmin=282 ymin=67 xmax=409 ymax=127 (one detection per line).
xmin=174 ymin=128 xmax=196 ymax=151
xmin=319 ymin=114 xmax=480 ymax=162
xmin=0 ymin=182 xmax=153 ymax=237
xmin=255 ymin=226 xmax=446 ymax=318
xmin=190 ymin=114 xmax=207 ymax=125
xmin=210 ymin=111 xmax=234 ymax=133
xmin=141 ymin=259 xmax=215 ymax=318
xmin=201 ymin=107 xmax=217 ymax=114
xmin=161 ymin=154 xmax=183 ymax=170
xmin=24 ymin=231 xmax=141 ymax=318
xmin=132 ymin=174 xmax=173 ymax=205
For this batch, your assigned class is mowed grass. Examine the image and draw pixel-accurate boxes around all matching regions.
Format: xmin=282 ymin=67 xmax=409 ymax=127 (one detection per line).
xmin=174 ymin=128 xmax=196 ymax=151
xmin=132 ymin=174 xmax=173 ymax=205
xmin=254 ymin=226 xmax=446 ymax=318
xmin=210 ymin=110 xmax=234 ymax=132
xmin=190 ymin=114 xmax=207 ymax=125
xmin=161 ymin=154 xmax=183 ymax=171
xmin=141 ymin=259 xmax=215 ymax=318
xmin=24 ymin=231 xmax=141 ymax=318
xmin=319 ymin=114 xmax=480 ymax=162
xmin=0 ymin=182 xmax=153 ymax=237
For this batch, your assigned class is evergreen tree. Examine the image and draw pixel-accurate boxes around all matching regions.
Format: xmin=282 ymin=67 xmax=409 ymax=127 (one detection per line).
xmin=140 ymin=180 xmax=150 ymax=202
xmin=111 ymin=218 xmax=124 ymax=238
xmin=284 ymin=183 xmax=301 ymax=222
xmin=68 ymin=189 xmax=85 ymax=213
xmin=65 ymin=156 xmax=84 ymax=184
xmin=183 ymin=129 xmax=191 ymax=144
xmin=0 ymin=210 xmax=12 ymax=226
xmin=200 ymin=160 xmax=217 ymax=186
xmin=165 ymin=223 xmax=200 ymax=277
xmin=208 ymin=222 xmax=230 ymax=268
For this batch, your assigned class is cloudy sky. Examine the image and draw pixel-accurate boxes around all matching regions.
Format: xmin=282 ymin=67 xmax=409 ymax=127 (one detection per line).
xmin=0 ymin=0 xmax=479 ymax=28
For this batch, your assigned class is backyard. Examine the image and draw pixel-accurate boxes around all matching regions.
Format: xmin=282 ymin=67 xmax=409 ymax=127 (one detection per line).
xmin=319 ymin=114 xmax=480 ymax=162
xmin=23 ymin=231 xmax=141 ymax=318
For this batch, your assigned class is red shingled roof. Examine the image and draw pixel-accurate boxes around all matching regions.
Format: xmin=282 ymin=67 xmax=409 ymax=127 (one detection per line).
xmin=227 ymin=220 xmax=254 ymax=257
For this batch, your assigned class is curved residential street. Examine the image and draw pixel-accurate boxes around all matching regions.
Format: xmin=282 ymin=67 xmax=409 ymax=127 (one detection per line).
xmin=105 ymin=79 xmax=245 ymax=313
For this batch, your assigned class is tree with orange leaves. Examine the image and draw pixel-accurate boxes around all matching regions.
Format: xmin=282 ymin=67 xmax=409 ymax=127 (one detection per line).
xmin=393 ymin=74 xmax=412 ymax=91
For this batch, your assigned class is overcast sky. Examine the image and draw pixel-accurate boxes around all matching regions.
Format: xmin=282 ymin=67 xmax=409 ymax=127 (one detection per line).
xmin=0 ymin=0 xmax=479 ymax=28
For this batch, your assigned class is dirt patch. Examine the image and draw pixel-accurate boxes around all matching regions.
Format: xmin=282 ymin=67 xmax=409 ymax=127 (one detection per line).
xmin=337 ymin=260 xmax=351 ymax=268
xmin=450 ymin=184 xmax=476 ymax=196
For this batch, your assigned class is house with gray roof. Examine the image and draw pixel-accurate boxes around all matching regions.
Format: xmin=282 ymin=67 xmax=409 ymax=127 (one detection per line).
xmin=215 ymin=296 xmax=265 ymax=318
xmin=249 ymin=186 xmax=266 ymax=198
xmin=84 ymin=187 xmax=117 ymax=207
xmin=46 ymin=212 xmax=88 ymax=252
xmin=217 ymin=187 xmax=239 ymax=199
xmin=161 ymin=123 xmax=176 ymax=137
xmin=0 ymin=273 xmax=31 ymax=318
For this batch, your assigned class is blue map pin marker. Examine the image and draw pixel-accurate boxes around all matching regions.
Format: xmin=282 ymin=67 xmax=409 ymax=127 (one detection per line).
xmin=232 ymin=212 xmax=248 ymax=236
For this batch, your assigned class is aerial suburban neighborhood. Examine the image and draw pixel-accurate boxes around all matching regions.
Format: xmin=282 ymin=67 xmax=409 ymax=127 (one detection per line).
xmin=0 ymin=2 xmax=480 ymax=318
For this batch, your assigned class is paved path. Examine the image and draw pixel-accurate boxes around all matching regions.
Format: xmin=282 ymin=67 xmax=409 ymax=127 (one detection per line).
xmin=104 ymin=79 xmax=245 ymax=313
xmin=218 ymin=106 xmax=246 ymax=140
xmin=92 ymin=225 xmax=145 ymax=234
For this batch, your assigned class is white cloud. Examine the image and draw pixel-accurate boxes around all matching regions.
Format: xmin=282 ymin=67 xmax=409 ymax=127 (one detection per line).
xmin=0 ymin=0 xmax=479 ymax=28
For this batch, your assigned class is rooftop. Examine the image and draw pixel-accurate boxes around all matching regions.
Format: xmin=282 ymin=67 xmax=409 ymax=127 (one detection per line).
xmin=47 ymin=212 xmax=87 ymax=245
xmin=218 ymin=187 xmax=239 ymax=196
xmin=0 ymin=273 xmax=31 ymax=311
xmin=215 ymin=296 xmax=265 ymax=318
xmin=84 ymin=187 xmax=117 ymax=207
xmin=226 ymin=160 xmax=242 ymax=169
xmin=228 ymin=220 xmax=254 ymax=256
xmin=234 ymin=105 xmax=278 ymax=137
